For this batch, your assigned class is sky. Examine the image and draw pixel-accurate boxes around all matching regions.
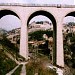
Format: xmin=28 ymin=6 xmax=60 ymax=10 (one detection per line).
xmin=29 ymin=15 xmax=52 ymax=24
xmin=0 ymin=0 xmax=74 ymax=5
xmin=0 ymin=0 xmax=75 ymax=31
xmin=0 ymin=15 xmax=21 ymax=31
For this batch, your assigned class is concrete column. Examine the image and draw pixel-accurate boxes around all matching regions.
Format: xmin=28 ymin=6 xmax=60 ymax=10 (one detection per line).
xmin=56 ymin=21 xmax=64 ymax=67
xmin=20 ymin=18 xmax=28 ymax=60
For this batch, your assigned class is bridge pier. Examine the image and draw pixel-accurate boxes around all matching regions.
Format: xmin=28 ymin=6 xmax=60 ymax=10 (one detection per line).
xmin=20 ymin=18 xmax=29 ymax=60
xmin=19 ymin=15 xmax=64 ymax=67
xmin=56 ymin=21 xmax=64 ymax=67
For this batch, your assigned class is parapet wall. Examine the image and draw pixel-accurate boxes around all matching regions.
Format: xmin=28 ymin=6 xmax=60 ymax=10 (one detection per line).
xmin=0 ymin=3 xmax=75 ymax=8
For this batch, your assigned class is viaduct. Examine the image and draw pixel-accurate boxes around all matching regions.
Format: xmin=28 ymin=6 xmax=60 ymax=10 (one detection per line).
xmin=0 ymin=3 xmax=75 ymax=67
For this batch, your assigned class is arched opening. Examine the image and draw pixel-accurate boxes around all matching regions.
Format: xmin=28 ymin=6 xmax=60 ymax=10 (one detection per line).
xmin=27 ymin=10 xmax=57 ymax=65
xmin=0 ymin=10 xmax=20 ymax=19
xmin=63 ymin=11 xmax=75 ymax=74
xmin=0 ymin=10 xmax=22 ymax=74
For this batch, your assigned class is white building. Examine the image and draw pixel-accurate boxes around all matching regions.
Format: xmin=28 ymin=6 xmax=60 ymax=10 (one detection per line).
xmin=28 ymin=21 xmax=53 ymax=32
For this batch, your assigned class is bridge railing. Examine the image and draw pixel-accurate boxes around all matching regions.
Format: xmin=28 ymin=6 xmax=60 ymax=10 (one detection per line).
xmin=0 ymin=3 xmax=75 ymax=8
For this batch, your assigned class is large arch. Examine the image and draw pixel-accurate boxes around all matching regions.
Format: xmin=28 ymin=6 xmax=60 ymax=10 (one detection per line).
xmin=0 ymin=9 xmax=20 ymax=19
xmin=0 ymin=9 xmax=21 ymax=53
xmin=63 ymin=11 xmax=75 ymax=67
xmin=27 ymin=10 xmax=57 ymax=65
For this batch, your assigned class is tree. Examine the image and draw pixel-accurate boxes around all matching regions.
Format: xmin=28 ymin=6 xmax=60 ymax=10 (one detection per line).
xmin=0 ymin=36 xmax=19 ymax=53
xmin=28 ymin=30 xmax=53 ymax=41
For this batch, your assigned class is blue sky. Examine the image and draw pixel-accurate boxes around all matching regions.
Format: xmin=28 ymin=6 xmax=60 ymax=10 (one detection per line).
xmin=0 ymin=0 xmax=74 ymax=31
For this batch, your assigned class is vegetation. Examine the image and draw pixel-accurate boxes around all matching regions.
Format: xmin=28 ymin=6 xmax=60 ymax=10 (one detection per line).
xmin=0 ymin=35 xmax=26 ymax=61
xmin=28 ymin=29 xmax=54 ymax=73
xmin=28 ymin=30 xmax=53 ymax=57
xmin=12 ymin=64 xmax=23 ymax=75
xmin=0 ymin=31 xmax=25 ymax=75
xmin=68 ymin=22 xmax=75 ymax=26
xmin=0 ymin=49 xmax=17 ymax=75
xmin=26 ymin=57 xmax=57 ymax=75
xmin=38 ymin=40 xmax=50 ymax=56
xmin=0 ymin=36 xmax=19 ymax=53
xmin=28 ymin=30 xmax=53 ymax=41
xmin=64 ymin=32 xmax=75 ymax=68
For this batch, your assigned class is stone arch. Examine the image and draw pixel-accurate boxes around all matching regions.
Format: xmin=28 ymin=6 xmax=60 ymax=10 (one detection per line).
xmin=62 ymin=11 xmax=75 ymax=22
xmin=63 ymin=11 xmax=75 ymax=66
xmin=0 ymin=9 xmax=20 ymax=19
xmin=27 ymin=10 xmax=57 ymax=65
xmin=65 ymin=11 xmax=75 ymax=17
xmin=0 ymin=9 xmax=21 ymax=52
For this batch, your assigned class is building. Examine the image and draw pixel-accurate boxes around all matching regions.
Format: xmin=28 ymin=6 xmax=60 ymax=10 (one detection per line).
xmin=63 ymin=23 xmax=75 ymax=34
xmin=28 ymin=21 xmax=53 ymax=32
xmin=7 ymin=28 xmax=20 ymax=45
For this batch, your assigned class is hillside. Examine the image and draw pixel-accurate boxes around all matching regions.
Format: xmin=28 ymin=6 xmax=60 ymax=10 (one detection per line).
xmin=0 ymin=35 xmax=25 ymax=75
xmin=0 ymin=49 xmax=17 ymax=75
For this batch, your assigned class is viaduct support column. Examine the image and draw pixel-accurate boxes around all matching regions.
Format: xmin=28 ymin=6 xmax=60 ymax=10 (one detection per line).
xmin=20 ymin=18 xmax=28 ymax=60
xmin=56 ymin=21 xmax=64 ymax=67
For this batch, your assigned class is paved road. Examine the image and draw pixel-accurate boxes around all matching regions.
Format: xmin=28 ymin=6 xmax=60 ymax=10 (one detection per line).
xmin=6 ymin=62 xmax=27 ymax=75
xmin=20 ymin=64 xmax=26 ymax=75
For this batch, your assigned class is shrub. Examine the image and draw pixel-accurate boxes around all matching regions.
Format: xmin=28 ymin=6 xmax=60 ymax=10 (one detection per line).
xmin=0 ymin=50 xmax=17 ymax=75
xmin=26 ymin=59 xmax=57 ymax=75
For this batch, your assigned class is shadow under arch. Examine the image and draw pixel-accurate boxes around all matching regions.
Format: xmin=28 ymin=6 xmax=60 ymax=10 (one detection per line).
xmin=0 ymin=9 xmax=20 ymax=19
xmin=27 ymin=10 xmax=57 ymax=65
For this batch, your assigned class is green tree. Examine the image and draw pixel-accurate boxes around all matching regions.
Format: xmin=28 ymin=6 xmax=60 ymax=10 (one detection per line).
xmin=0 ymin=36 xmax=19 ymax=53
xmin=28 ymin=30 xmax=53 ymax=41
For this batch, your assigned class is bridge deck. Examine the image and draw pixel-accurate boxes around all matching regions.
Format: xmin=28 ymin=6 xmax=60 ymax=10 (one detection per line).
xmin=0 ymin=3 xmax=75 ymax=8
